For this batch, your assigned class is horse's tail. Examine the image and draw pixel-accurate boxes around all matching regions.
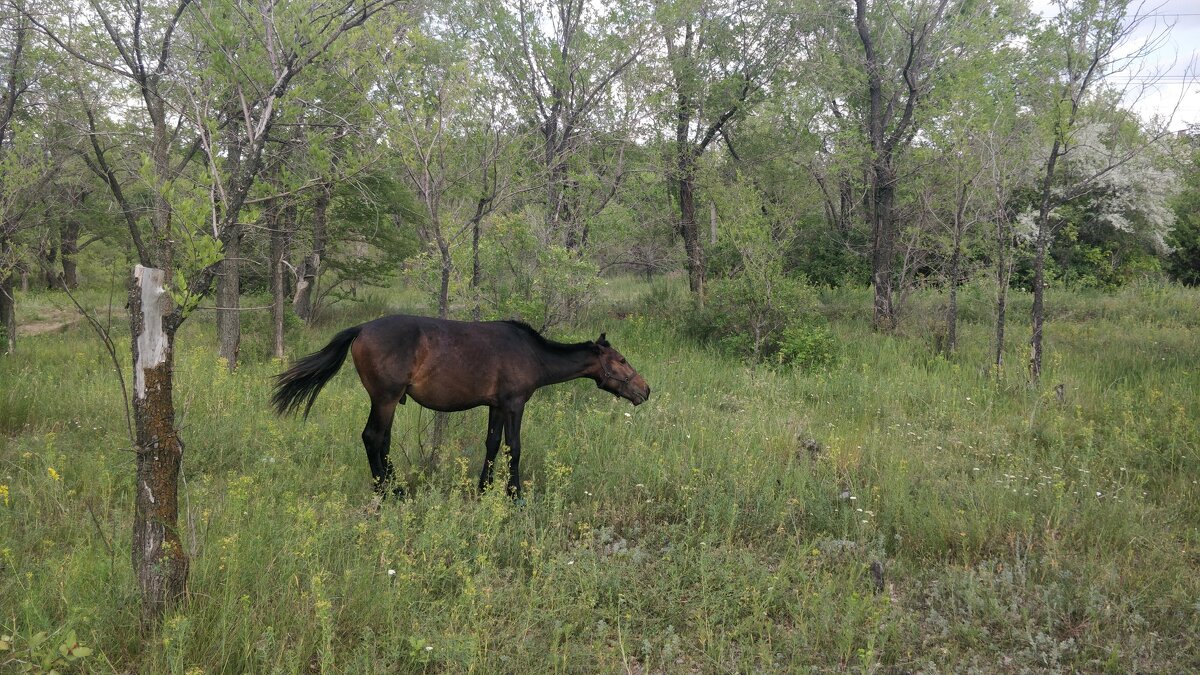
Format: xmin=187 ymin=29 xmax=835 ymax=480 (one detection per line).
xmin=272 ymin=325 xmax=362 ymax=418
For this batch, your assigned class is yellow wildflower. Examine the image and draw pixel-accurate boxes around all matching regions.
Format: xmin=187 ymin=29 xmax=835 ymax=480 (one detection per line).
xmin=47 ymin=467 xmax=61 ymax=482
xmin=0 ymin=484 xmax=8 ymax=506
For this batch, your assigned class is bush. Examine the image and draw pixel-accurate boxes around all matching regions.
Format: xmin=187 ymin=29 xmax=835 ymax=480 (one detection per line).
xmin=688 ymin=273 xmax=834 ymax=364
xmin=777 ymin=321 xmax=840 ymax=370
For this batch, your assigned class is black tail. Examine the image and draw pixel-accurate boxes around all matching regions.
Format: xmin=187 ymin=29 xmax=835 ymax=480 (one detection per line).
xmin=272 ymin=326 xmax=362 ymax=417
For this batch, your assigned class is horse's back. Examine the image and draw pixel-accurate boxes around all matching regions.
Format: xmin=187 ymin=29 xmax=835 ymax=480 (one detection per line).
xmin=352 ymin=315 xmax=533 ymax=411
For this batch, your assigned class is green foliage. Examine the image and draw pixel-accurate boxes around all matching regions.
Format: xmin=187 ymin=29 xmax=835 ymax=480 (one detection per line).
xmin=689 ymin=273 xmax=824 ymax=362
xmin=474 ymin=215 xmax=599 ymax=329
xmin=0 ymin=628 xmax=93 ymax=673
xmin=776 ymin=321 xmax=840 ymax=370
xmin=1166 ymin=142 xmax=1200 ymax=286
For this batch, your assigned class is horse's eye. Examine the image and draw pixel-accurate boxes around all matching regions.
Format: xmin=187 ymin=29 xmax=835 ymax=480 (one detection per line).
xmin=619 ymin=358 xmax=626 ymax=364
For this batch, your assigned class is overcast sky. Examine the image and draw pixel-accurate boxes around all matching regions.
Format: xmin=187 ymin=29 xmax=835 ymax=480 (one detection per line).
xmin=1030 ymin=0 xmax=1199 ymax=130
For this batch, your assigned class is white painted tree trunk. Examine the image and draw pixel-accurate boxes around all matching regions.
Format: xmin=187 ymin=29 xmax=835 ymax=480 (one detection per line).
xmin=130 ymin=265 xmax=188 ymax=622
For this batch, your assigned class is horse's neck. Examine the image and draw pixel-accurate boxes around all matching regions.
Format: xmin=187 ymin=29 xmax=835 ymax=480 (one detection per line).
xmin=536 ymin=344 xmax=596 ymax=386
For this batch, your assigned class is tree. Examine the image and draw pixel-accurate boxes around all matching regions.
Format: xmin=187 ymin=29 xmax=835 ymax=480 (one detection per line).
xmin=1024 ymin=0 xmax=1175 ymax=380
xmin=652 ymin=0 xmax=799 ymax=298
xmin=28 ymin=0 xmax=402 ymax=623
xmin=473 ymin=0 xmax=645 ymax=249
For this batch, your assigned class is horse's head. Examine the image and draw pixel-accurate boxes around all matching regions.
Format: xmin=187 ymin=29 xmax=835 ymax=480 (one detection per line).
xmin=592 ymin=333 xmax=650 ymax=406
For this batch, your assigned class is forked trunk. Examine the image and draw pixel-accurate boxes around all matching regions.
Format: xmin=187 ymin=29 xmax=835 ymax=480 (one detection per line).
xmin=1 ymin=236 xmax=14 ymax=354
xmin=130 ymin=265 xmax=188 ymax=623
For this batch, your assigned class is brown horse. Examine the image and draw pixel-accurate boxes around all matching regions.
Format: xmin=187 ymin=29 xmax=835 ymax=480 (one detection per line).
xmin=272 ymin=315 xmax=650 ymax=498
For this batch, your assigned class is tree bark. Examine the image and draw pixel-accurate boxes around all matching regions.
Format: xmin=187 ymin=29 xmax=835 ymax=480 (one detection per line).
xmin=1 ymin=233 xmax=14 ymax=354
xmin=1030 ymin=136 xmax=1062 ymax=381
xmin=993 ymin=217 xmax=1009 ymax=370
xmin=293 ymin=183 xmax=331 ymax=324
xmin=869 ymin=162 xmax=897 ymax=329
xmin=945 ymin=222 xmax=962 ymax=354
xmin=678 ymin=156 xmax=705 ymax=297
xmin=216 ymin=221 xmax=241 ymax=370
xmin=60 ymin=217 xmax=80 ymax=289
xmin=130 ymin=265 xmax=188 ymax=624
xmin=270 ymin=204 xmax=290 ymax=360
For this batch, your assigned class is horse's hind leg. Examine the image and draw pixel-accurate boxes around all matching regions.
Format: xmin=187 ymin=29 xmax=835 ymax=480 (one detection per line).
xmin=362 ymin=398 xmax=402 ymax=497
xmin=478 ymin=407 xmax=504 ymax=493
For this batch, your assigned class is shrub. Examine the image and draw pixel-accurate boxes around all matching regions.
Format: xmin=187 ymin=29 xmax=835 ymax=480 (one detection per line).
xmin=689 ymin=273 xmax=830 ymax=363
xmin=777 ymin=321 xmax=840 ymax=370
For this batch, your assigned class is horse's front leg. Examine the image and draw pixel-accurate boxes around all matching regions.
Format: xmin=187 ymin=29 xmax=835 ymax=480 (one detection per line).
xmin=478 ymin=406 xmax=504 ymax=493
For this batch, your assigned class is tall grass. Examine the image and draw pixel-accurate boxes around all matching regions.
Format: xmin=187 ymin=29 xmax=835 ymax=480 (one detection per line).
xmin=1 ymin=278 xmax=1197 ymax=672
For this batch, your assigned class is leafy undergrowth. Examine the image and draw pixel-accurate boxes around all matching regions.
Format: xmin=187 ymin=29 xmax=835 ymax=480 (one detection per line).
xmin=1 ymin=280 xmax=1198 ymax=672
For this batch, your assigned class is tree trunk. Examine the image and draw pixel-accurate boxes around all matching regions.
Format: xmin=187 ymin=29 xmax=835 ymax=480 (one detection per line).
xmin=130 ymin=265 xmax=188 ymax=624
xmin=270 ymin=204 xmax=289 ymax=360
xmin=1030 ymin=137 xmax=1062 ymax=382
xmin=1030 ymin=224 xmax=1048 ymax=380
xmin=945 ymin=226 xmax=961 ymax=354
xmin=993 ymin=218 xmax=1009 ymax=370
xmin=678 ymin=157 xmax=705 ymax=297
xmin=1 ymin=234 xmax=14 ymax=354
xmin=294 ymin=184 xmax=331 ymax=324
xmin=43 ymin=244 xmax=59 ymax=289
xmin=60 ymin=218 xmax=80 ymax=289
xmin=471 ymin=214 xmax=482 ymax=321
xmin=216 ymin=222 xmax=241 ymax=370
xmin=870 ymin=163 xmax=897 ymax=330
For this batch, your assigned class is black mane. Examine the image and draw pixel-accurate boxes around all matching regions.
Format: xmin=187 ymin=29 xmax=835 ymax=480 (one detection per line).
xmin=503 ymin=320 xmax=594 ymax=352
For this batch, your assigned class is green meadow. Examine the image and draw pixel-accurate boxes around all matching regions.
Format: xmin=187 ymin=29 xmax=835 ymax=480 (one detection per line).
xmin=2 ymin=278 xmax=1198 ymax=672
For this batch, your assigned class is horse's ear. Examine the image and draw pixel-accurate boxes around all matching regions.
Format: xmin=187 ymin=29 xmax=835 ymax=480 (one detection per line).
xmin=597 ymin=332 xmax=609 ymax=347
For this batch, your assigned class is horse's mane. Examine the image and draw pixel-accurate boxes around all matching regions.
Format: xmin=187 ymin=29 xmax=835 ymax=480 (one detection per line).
xmin=503 ymin=320 xmax=594 ymax=352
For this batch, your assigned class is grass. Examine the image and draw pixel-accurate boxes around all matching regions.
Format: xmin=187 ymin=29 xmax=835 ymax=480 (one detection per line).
xmin=1 ymin=276 xmax=1198 ymax=672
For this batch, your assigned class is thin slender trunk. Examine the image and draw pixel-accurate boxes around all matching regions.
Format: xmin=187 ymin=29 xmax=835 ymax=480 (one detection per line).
xmin=270 ymin=204 xmax=289 ymax=360
xmin=60 ymin=216 xmax=81 ymax=289
xmin=993 ymin=214 xmax=1011 ymax=371
xmin=216 ymin=222 xmax=241 ymax=370
xmin=870 ymin=164 xmax=897 ymax=330
xmin=43 ymin=244 xmax=59 ymax=289
xmin=678 ymin=156 xmax=705 ymax=297
xmin=1030 ymin=137 xmax=1062 ymax=381
xmin=946 ymin=226 xmax=961 ymax=354
xmin=1 ymin=233 xmax=14 ymax=354
xmin=471 ymin=215 xmax=482 ymax=321
xmin=1030 ymin=225 xmax=1049 ymax=379
xmin=294 ymin=183 xmax=331 ymax=324
xmin=130 ymin=265 xmax=187 ymax=623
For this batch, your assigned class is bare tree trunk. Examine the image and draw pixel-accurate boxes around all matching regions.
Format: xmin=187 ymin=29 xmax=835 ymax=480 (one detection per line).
xmin=471 ymin=214 xmax=482 ymax=321
xmin=678 ymin=159 xmax=705 ymax=297
xmin=43 ymin=243 xmax=59 ymax=289
xmin=1 ymin=234 xmax=14 ymax=354
xmin=130 ymin=265 xmax=188 ymax=623
xmin=270 ymin=204 xmax=290 ymax=360
xmin=293 ymin=183 xmax=331 ymax=324
xmin=870 ymin=163 xmax=897 ymax=330
xmin=60 ymin=218 xmax=81 ymax=289
xmin=216 ymin=222 xmax=241 ymax=370
xmin=945 ymin=225 xmax=961 ymax=354
xmin=993 ymin=218 xmax=1009 ymax=370
xmin=1030 ymin=224 xmax=1048 ymax=380
xmin=1030 ymin=136 xmax=1062 ymax=382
